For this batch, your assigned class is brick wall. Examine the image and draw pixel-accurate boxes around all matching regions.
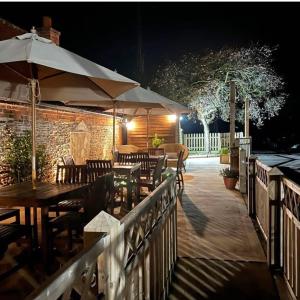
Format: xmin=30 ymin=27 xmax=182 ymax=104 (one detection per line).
xmin=0 ymin=101 xmax=121 ymax=185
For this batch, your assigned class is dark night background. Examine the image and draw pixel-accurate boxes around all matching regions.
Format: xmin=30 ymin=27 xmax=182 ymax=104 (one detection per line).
xmin=1 ymin=2 xmax=300 ymax=150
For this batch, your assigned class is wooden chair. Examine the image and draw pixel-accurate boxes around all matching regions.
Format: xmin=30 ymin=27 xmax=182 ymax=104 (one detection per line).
xmin=0 ymin=224 xmax=32 ymax=258
xmin=138 ymin=156 xmax=165 ymax=194
xmin=172 ymin=150 xmax=185 ymax=188
xmin=86 ymin=160 xmax=112 ymax=183
xmin=48 ymin=173 xmax=114 ymax=252
xmin=49 ymin=165 xmax=87 ymax=216
xmin=62 ymin=155 xmax=75 ymax=166
xmin=148 ymin=148 xmax=165 ymax=156
xmin=0 ymin=224 xmax=33 ymax=280
xmin=132 ymin=152 xmax=151 ymax=179
xmin=0 ymin=208 xmax=20 ymax=224
xmin=117 ymin=153 xmax=134 ymax=165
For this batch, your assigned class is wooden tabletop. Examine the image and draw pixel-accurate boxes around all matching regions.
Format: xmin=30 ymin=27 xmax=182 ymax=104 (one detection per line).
xmin=0 ymin=181 xmax=88 ymax=207
xmin=113 ymin=163 xmax=141 ymax=172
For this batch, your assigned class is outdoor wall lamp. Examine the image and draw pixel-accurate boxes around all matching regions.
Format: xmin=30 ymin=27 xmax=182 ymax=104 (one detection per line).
xmin=168 ymin=114 xmax=177 ymax=122
xmin=126 ymin=121 xmax=135 ymax=130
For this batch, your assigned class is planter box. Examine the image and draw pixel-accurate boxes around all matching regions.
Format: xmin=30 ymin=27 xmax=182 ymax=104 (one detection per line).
xmin=220 ymin=154 xmax=230 ymax=164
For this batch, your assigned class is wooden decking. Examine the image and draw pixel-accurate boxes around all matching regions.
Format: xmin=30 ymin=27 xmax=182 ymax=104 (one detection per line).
xmin=169 ymin=157 xmax=279 ymax=299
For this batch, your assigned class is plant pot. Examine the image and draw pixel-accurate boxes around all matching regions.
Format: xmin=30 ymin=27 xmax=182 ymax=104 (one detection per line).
xmin=220 ymin=154 xmax=230 ymax=164
xmin=223 ymin=177 xmax=238 ymax=190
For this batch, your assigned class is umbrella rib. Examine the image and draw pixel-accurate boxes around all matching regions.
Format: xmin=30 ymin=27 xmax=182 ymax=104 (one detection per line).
xmin=39 ymin=71 xmax=67 ymax=81
xmin=3 ymin=63 xmax=29 ymax=81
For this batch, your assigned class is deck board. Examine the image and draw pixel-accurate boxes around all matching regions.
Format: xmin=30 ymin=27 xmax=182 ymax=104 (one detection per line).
xmin=169 ymin=157 xmax=278 ymax=300
xmin=177 ymin=157 xmax=265 ymax=262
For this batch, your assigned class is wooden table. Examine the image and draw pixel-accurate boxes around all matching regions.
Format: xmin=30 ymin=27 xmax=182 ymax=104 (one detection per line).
xmin=0 ymin=181 xmax=88 ymax=266
xmin=112 ymin=163 xmax=141 ymax=210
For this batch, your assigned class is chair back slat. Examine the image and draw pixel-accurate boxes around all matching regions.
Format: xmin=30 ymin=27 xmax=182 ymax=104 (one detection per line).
xmin=56 ymin=165 xmax=87 ymax=184
xmin=117 ymin=153 xmax=134 ymax=165
xmin=132 ymin=152 xmax=150 ymax=176
xmin=152 ymin=156 xmax=165 ymax=187
xmin=177 ymin=150 xmax=185 ymax=171
xmin=86 ymin=160 xmax=112 ymax=183
xmin=85 ymin=173 xmax=114 ymax=222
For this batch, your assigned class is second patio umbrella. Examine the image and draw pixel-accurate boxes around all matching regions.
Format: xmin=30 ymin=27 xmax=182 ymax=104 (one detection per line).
xmin=62 ymin=86 xmax=190 ymax=148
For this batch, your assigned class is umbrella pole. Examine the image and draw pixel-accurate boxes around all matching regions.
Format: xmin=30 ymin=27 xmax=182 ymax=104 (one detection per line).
xmin=30 ymin=79 xmax=37 ymax=190
xmin=146 ymin=108 xmax=151 ymax=148
xmin=112 ymin=101 xmax=116 ymax=152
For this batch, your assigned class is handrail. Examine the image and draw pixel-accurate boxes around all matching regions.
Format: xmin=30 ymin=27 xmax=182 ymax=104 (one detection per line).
xmin=26 ymin=236 xmax=106 ymax=300
xmin=122 ymin=173 xmax=176 ymax=231
xmin=26 ymin=172 xmax=177 ymax=300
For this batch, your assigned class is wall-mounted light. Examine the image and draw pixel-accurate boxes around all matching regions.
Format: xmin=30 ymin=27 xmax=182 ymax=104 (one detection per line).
xmin=179 ymin=116 xmax=183 ymax=121
xmin=168 ymin=114 xmax=177 ymax=122
xmin=126 ymin=121 xmax=135 ymax=130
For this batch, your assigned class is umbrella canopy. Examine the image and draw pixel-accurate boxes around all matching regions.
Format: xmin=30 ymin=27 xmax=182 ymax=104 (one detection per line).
xmin=62 ymin=86 xmax=190 ymax=111
xmin=64 ymin=86 xmax=190 ymax=148
xmin=0 ymin=31 xmax=139 ymax=188
xmin=0 ymin=32 xmax=138 ymax=98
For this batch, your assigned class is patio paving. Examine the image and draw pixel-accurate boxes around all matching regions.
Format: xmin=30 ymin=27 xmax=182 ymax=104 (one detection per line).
xmin=169 ymin=157 xmax=279 ymax=299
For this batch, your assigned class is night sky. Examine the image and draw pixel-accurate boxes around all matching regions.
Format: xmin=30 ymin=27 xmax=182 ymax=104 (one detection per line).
xmin=1 ymin=2 xmax=300 ymax=149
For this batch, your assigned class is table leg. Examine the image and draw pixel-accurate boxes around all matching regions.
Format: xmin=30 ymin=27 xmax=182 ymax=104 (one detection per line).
xmin=136 ymin=168 xmax=141 ymax=203
xmin=24 ymin=207 xmax=31 ymax=227
xmin=32 ymin=207 xmax=38 ymax=250
xmin=127 ymin=179 xmax=132 ymax=211
xmin=40 ymin=206 xmax=50 ymax=269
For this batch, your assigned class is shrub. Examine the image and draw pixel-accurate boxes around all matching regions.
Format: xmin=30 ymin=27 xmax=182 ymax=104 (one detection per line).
xmin=4 ymin=130 xmax=49 ymax=183
xmin=219 ymin=147 xmax=229 ymax=155
xmin=219 ymin=167 xmax=239 ymax=178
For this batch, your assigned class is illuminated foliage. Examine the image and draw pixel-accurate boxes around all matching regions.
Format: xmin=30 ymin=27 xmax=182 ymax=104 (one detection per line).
xmin=2 ymin=129 xmax=48 ymax=183
xmin=152 ymin=45 xmax=287 ymax=151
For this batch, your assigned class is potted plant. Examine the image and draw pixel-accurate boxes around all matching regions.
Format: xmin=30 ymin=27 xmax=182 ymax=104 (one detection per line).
xmin=220 ymin=167 xmax=239 ymax=190
xmin=219 ymin=147 xmax=230 ymax=164
xmin=152 ymin=133 xmax=164 ymax=148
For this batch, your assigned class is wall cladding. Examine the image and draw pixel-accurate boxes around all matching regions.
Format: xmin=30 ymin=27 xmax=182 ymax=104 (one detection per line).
xmin=127 ymin=115 xmax=176 ymax=149
xmin=0 ymin=101 xmax=121 ymax=185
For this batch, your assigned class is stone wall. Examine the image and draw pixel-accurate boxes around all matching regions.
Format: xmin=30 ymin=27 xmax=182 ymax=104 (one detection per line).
xmin=0 ymin=100 xmax=121 ymax=185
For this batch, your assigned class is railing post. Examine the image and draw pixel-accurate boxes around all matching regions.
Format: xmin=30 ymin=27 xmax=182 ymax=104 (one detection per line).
xmin=239 ymin=148 xmax=247 ymax=194
xmin=267 ymin=167 xmax=283 ymax=270
xmin=84 ymin=211 xmax=125 ymax=300
xmin=247 ymin=155 xmax=257 ymax=217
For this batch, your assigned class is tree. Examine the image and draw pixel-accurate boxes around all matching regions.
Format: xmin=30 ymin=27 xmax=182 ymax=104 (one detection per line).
xmin=152 ymin=45 xmax=287 ymax=152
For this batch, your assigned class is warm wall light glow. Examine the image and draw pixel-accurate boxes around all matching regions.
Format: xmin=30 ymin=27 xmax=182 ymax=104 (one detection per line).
xmin=126 ymin=121 xmax=135 ymax=130
xmin=168 ymin=114 xmax=177 ymax=122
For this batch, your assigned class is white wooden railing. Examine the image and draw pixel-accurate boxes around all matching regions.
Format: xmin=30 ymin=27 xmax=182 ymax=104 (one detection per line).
xmin=183 ymin=132 xmax=243 ymax=152
xmin=248 ymin=158 xmax=300 ymax=299
xmin=27 ymin=172 xmax=177 ymax=300
xmin=282 ymin=178 xmax=300 ymax=299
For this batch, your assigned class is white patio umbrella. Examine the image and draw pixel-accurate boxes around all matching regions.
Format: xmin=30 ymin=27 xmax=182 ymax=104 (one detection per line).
xmin=64 ymin=86 xmax=190 ymax=148
xmin=0 ymin=31 xmax=139 ymax=188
